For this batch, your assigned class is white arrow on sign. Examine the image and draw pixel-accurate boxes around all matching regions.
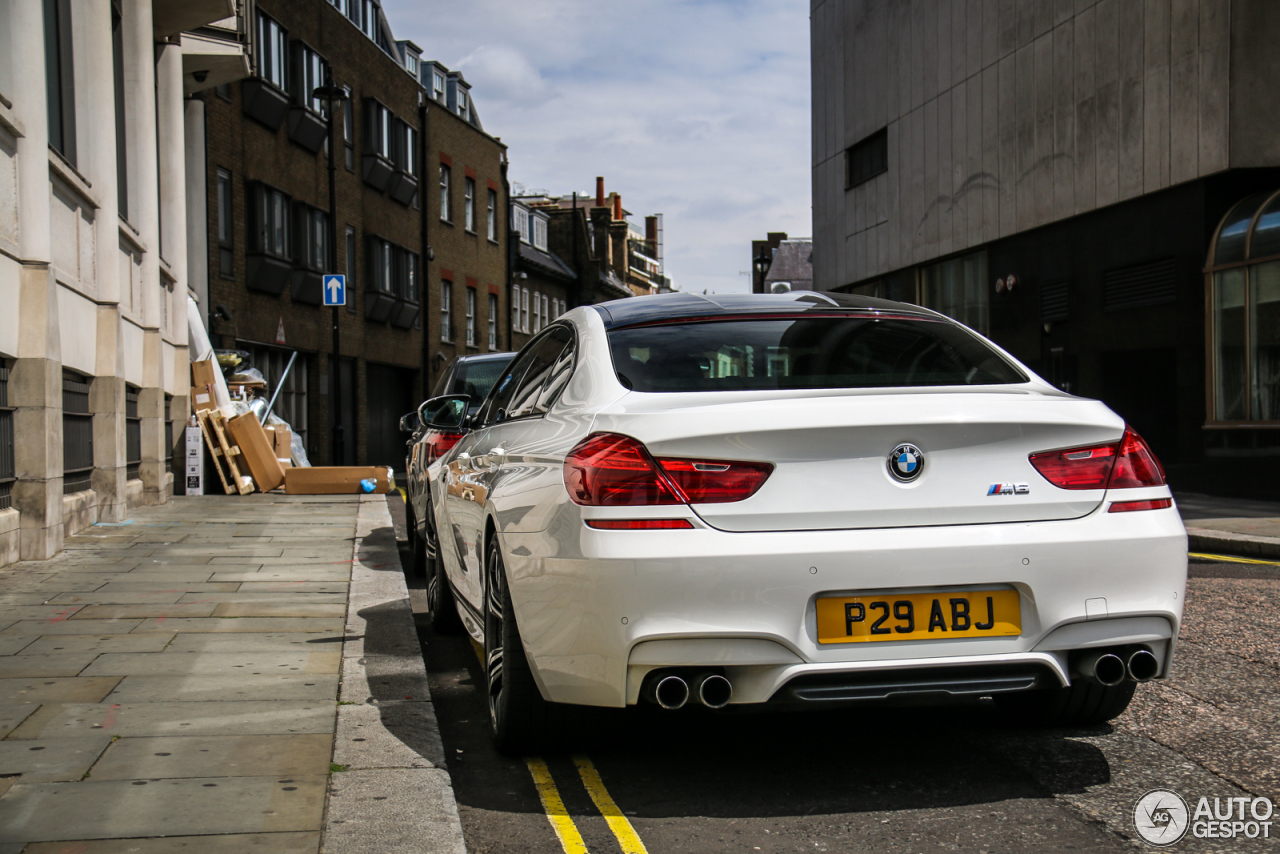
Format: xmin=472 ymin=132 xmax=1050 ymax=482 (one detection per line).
xmin=326 ymin=276 xmax=343 ymax=301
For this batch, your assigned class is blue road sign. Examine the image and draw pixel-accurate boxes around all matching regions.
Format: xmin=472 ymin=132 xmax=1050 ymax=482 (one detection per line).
xmin=323 ymin=274 xmax=346 ymax=307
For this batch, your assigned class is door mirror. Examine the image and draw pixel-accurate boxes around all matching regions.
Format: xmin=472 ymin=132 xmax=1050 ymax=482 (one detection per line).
xmin=419 ymin=394 xmax=471 ymax=430
xmin=399 ymin=411 xmax=421 ymax=433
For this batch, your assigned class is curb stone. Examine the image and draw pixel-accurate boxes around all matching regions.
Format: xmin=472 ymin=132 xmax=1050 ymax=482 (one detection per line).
xmin=322 ymin=495 xmax=466 ymax=854
xmin=1186 ymin=527 xmax=1280 ymax=561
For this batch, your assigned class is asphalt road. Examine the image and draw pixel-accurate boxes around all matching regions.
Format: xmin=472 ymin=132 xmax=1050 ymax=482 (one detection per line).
xmin=388 ymin=496 xmax=1280 ymax=853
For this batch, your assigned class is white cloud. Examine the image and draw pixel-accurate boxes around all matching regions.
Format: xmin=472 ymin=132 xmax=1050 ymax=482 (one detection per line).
xmin=381 ymin=0 xmax=811 ymax=294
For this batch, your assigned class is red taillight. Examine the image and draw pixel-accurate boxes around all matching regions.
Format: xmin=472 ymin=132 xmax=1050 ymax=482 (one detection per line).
xmin=564 ymin=432 xmax=773 ymax=507
xmin=654 ymin=457 xmax=774 ymax=504
xmin=1108 ymin=498 xmax=1173 ymax=513
xmin=426 ymin=431 xmax=465 ymax=464
xmin=586 ymin=519 xmax=694 ymax=529
xmin=564 ymin=434 xmax=684 ymax=506
xmin=1029 ymin=426 xmax=1166 ymax=491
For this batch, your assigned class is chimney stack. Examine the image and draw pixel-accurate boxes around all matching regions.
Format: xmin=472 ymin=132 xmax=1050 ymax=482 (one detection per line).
xmin=613 ymin=194 xmax=622 ymax=221
xmin=595 ymin=176 xmax=605 ymax=207
xmin=645 ymin=216 xmax=658 ymax=244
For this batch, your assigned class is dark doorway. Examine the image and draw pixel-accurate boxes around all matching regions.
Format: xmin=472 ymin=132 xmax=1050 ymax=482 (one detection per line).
xmin=329 ymin=356 xmax=357 ymax=466
xmin=365 ymin=362 xmax=416 ymax=472
xmin=1099 ymin=348 xmax=1178 ymax=463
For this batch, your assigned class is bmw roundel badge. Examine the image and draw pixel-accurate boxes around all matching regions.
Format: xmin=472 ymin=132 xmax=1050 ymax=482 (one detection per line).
xmin=887 ymin=443 xmax=925 ymax=482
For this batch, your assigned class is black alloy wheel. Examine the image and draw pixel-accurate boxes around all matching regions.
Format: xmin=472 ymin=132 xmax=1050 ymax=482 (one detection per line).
xmin=995 ymin=678 xmax=1136 ymax=726
xmin=484 ymin=535 xmax=552 ymax=754
xmin=426 ymin=545 xmax=463 ymax=635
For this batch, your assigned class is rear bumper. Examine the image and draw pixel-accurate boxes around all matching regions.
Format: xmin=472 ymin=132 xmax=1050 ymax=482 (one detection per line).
xmin=500 ymin=502 xmax=1187 ymax=708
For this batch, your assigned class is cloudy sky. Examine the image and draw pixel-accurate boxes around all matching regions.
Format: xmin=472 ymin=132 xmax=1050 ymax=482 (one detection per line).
xmin=380 ymin=0 xmax=812 ymax=295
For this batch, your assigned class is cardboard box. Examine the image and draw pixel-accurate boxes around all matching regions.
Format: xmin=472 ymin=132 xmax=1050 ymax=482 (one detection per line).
xmin=273 ymin=425 xmax=293 ymax=459
xmin=225 ymin=411 xmax=286 ymax=492
xmin=191 ymin=359 xmax=218 ymax=390
xmin=191 ymin=385 xmax=215 ymax=413
xmin=284 ymin=466 xmax=394 ymax=495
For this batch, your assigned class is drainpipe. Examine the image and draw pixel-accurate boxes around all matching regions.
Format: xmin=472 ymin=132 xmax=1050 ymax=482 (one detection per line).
xmin=419 ymin=99 xmax=431 ymax=399
xmin=501 ymin=152 xmax=513 ymax=351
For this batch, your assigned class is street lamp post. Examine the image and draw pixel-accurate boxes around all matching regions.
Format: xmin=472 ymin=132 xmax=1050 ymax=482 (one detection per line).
xmin=315 ymin=73 xmax=349 ymax=465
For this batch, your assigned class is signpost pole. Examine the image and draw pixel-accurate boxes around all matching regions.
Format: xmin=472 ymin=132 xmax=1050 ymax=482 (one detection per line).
xmin=317 ymin=73 xmax=349 ymax=465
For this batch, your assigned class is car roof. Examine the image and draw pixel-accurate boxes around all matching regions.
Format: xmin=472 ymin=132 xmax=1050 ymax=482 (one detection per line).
xmin=590 ymin=291 xmax=942 ymax=329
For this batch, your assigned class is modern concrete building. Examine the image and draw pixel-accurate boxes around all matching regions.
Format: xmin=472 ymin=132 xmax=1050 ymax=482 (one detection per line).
xmin=0 ymin=0 xmax=249 ymax=566
xmin=812 ymin=0 xmax=1280 ymax=496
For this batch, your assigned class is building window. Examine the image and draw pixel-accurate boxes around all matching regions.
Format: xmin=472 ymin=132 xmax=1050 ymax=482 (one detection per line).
xmin=294 ymin=205 xmax=328 ymax=272
xmin=440 ymin=281 xmax=453 ymax=341
xmin=533 ymin=216 xmax=548 ymax=251
xmin=487 ymin=189 xmax=497 ymax=241
xmin=919 ymin=250 xmax=987 ymax=335
xmin=250 ymin=346 xmax=308 ymax=445
xmin=405 ymin=54 xmax=418 ymax=77
xmin=398 ymin=248 xmax=419 ymax=303
xmin=361 ymin=0 xmax=375 ymax=37
xmin=511 ymin=286 xmax=520 ymax=335
xmin=846 ymin=127 xmax=888 ymax=189
xmin=439 ymin=164 xmax=451 ymax=222
xmin=367 ymin=237 xmax=395 ymax=297
xmin=257 ymin=11 xmax=287 ymax=91
xmin=514 ymin=207 xmax=530 ymax=243
xmin=249 ymin=183 xmax=291 ymax=259
xmin=433 ymin=71 xmax=445 ymax=102
xmin=217 ymin=169 xmax=234 ymax=278
xmin=488 ymin=294 xmax=498 ymax=350
xmin=1208 ymin=191 xmax=1280 ymax=422
xmin=62 ymin=371 xmax=93 ymax=494
xmin=542 ymin=294 xmax=550 ymax=330
xmin=457 ymin=88 xmax=469 ymax=121
xmin=0 ymin=361 xmax=12 ymax=511
xmin=395 ymin=121 xmax=418 ymax=176
xmin=365 ymin=100 xmax=392 ymax=160
xmin=466 ymin=287 xmax=477 ymax=346
xmin=464 ymin=178 xmax=476 ymax=232
xmin=345 ymin=226 xmax=357 ymax=313
xmin=125 ymin=385 xmax=141 ymax=481
xmin=342 ymin=88 xmax=354 ymax=170
xmin=521 ymin=287 xmax=530 ymax=333
xmin=44 ymin=0 xmax=76 ymax=165
xmin=295 ymin=44 xmax=328 ymax=115
xmin=111 ymin=0 xmax=127 ymax=218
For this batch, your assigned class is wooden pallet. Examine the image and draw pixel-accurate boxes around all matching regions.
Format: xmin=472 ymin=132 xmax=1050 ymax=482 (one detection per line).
xmin=196 ymin=408 xmax=254 ymax=495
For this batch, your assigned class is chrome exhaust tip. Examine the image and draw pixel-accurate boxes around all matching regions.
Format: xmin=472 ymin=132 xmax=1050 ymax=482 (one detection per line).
xmin=694 ymin=673 xmax=733 ymax=710
xmin=1127 ymin=648 xmax=1160 ymax=682
xmin=1076 ymin=651 xmax=1126 ymax=687
xmin=650 ymin=675 xmax=690 ymax=710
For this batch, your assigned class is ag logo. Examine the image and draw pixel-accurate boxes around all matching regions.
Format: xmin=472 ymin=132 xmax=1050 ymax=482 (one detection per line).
xmin=1134 ymin=789 xmax=1190 ymax=846
xmin=887 ymin=444 xmax=925 ymax=483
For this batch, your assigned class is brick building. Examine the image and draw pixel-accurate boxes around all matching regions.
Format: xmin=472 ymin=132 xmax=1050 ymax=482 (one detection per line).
xmin=201 ymin=0 xmax=507 ymax=471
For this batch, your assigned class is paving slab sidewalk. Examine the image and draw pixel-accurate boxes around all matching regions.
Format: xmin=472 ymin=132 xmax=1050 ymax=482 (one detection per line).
xmin=0 ymin=494 xmax=465 ymax=854
xmin=1176 ymin=492 xmax=1280 ymax=560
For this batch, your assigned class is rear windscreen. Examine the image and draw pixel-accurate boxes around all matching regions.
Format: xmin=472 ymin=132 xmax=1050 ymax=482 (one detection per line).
xmin=608 ymin=317 xmax=1027 ymax=392
xmin=450 ymin=358 xmax=511 ymax=402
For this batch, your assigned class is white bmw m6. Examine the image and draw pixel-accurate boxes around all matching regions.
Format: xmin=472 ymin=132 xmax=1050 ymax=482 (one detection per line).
xmin=420 ymin=291 xmax=1187 ymax=753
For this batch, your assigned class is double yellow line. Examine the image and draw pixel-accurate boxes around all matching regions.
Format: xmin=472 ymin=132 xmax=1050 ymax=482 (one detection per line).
xmin=1189 ymin=551 xmax=1280 ymax=567
xmin=468 ymin=641 xmax=647 ymax=853
xmin=526 ymin=756 xmax=648 ymax=854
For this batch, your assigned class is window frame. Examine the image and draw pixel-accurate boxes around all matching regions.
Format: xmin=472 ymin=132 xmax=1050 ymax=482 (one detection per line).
xmin=439 ymin=164 xmax=452 ymax=222
xmin=342 ymin=87 xmax=355 ymax=170
xmin=248 ymin=182 xmax=292 ymax=260
xmin=293 ymin=203 xmax=329 ymax=273
xmin=488 ymin=293 xmax=499 ymax=350
xmin=464 ymin=177 xmax=476 ymax=233
xmin=487 ymin=189 xmax=498 ymax=242
xmin=294 ymin=42 xmax=329 ymax=116
xmin=364 ymin=98 xmax=393 ymax=161
xmin=845 ymin=127 xmax=888 ymax=189
xmin=257 ymin=11 xmax=288 ymax=93
xmin=466 ymin=287 xmax=477 ymax=346
xmin=44 ymin=0 xmax=77 ymax=165
xmin=440 ymin=280 xmax=453 ymax=342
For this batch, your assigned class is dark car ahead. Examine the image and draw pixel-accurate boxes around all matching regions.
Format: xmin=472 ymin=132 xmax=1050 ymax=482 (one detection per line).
xmin=403 ymin=352 xmax=514 ymax=587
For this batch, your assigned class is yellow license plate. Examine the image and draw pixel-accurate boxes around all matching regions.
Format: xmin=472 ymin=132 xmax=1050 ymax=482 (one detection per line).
xmin=815 ymin=589 xmax=1021 ymax=644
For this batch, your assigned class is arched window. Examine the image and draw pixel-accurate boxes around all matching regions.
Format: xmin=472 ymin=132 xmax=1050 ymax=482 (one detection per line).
xmin=1207 ymin=190 xmax=1280 ymax=422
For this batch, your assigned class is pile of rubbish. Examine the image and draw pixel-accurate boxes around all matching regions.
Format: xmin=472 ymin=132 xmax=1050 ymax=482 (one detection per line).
xmin=186 ymin=298 xmax=392 ymax=496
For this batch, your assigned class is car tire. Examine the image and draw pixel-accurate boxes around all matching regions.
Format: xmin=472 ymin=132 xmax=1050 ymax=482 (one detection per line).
xmin=995 ymin=679 xmax=1137 ymax=726
xmin=485 ymin=536 xmax=555 ymax=755
xmin=426 ymin=546 xmax=464 ymax=635
xmin=407 ymin=505 xmax=428 ymax=579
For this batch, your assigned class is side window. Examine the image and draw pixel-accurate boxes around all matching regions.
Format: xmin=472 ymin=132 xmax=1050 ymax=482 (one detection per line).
xmin=533 ymin=334 xmax=576 ymax=412
xmin=507 ymin=326 xmax=573 ymax=419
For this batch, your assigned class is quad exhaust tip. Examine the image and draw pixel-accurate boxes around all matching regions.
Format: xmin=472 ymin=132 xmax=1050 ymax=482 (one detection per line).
xmin=1076 ymin=650 xmax=1127 ymax=687
xmin=651 ymin=675 xmax=690 ymax=710
xmin=694 ymin=673 xmax=733 ymax=710
xmin=1127 ymin=648 xmax=1159 ymax=682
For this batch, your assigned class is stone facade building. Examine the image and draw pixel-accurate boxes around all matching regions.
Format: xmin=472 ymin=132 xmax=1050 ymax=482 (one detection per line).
xmin=812 ymin=0 xmax=1280 ymax=496
xmin=0 ymin=0 xmax=250 ymax=566
xmin=200 ymin=0 xmax=508 ymax=470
